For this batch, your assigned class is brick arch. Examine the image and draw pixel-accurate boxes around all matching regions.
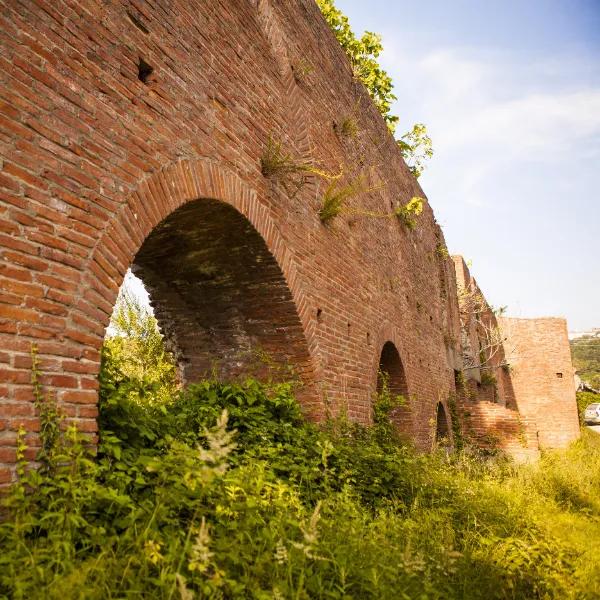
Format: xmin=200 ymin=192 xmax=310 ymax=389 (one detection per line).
xmin=371 ymin=325 xmax=413 ymax=436
xmin=67 ymin=158 xmax=322 ymax=418
xmin=434 ymin=401 xmax=451 ymax=445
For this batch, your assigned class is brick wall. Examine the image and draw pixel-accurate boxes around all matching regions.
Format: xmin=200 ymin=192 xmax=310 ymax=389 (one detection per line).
xmin=0 ymin=0 xmax=578 ymax=480
xmin=500 ymin=317 xmax=580 ymax=449
xmin=452 ymin=256 xmax=579 ymax=454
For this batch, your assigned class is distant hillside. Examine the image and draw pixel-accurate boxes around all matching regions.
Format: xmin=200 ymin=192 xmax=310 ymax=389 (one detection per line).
xmin=571 ymin=332 xmax=600 ymax=390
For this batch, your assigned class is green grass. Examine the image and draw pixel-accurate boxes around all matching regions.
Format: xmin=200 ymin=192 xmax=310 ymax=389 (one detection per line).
xmin=1 ymin=377 xmax=599 ymax=599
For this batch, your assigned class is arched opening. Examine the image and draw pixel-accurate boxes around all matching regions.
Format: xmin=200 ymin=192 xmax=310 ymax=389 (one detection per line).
xmin=376 ymin=341 xmax=412 ymax=435
xmin=102 ymin=197 xmax=315 ymax=401
xmin=435 ymin=402 xmax=451 ymax=446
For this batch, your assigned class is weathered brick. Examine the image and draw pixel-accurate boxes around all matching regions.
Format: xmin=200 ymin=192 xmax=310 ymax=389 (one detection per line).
xmin=0 ymin=0 xmax=578 ymax=474
xmin=0 ymin=467 xmax=12 ymax=484
xmin=60 ymin=389 xmax=97 ymax=404
xmin=1 ymin=403 xmax=34 ymax=417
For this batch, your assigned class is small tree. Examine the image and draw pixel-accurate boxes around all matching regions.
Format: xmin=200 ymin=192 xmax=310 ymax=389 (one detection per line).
xmin=457 ymin=284 xmax=515 ymax=372
xmin=100 ymin=284 xmax=178 ymax=406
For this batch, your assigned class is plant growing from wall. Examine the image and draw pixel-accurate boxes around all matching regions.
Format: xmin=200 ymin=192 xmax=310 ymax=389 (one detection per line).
xmin=335 ymin=115 xmax=359 ymax=139
xmin=394 ymin=196 xmax=424 ymax=230
xmin=480 ymin=371 xmax=497 ymax=387
xmin=436 ymin=242 xmax=449 ymax=260
xmin=318 ymin=174 xmax=370 ymax=223
xmin=317 ymin=0 xmax=434 ymax=176
xmin=31 ymin=345 xmax=62 ymax=464
xmin=261 ymin=137 xmax=339 ymax=198
xmin=260 ymin=137 xmax=311 ymax=180
xmin=446 ymin=393 xmax=464 ymax=451
xmin=292 ymin=59 xmax=315 ymax=83
xmin=516 ymin=416 xmax=528 ymax=448
xmin=457 ymin=284 xmax=516 ymax=373
xmin=397 ymin=124 xmax=433 ymax=178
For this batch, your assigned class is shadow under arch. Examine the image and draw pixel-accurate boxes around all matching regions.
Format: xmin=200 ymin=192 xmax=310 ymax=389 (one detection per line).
xmin=133 ymin=198 xmax=313 ymax=386
xmin=71 ymin=159 xmax=321 ymax=415
xmin=376 ymin=340 xmax=412 ymax=437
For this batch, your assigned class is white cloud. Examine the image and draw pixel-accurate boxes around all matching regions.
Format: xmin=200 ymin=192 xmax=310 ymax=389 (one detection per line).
xmin=381 ymin=43 xmax=600 ymax=207
xmin=440 ymin=89 xmax=600 ymax=158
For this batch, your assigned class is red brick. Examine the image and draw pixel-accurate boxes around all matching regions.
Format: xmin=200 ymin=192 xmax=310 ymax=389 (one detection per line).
xmin=0 ymin=468 xmax=12 ymax=484
xmin=0 ymin=448 xmax=17 ymax=463
xmin=78 ymin=405 xmax=99 ymax=418
xmin=59 ymin=390 xmax=97 ymax=404
xmin=0 ymin=263 xmax=33 ymax=282
xmin=0 ymin=277 xmax=44 ymax=298
xmin=1 ymin=250 xmax=48 ymax=272
xmin=0 ymin=369 xmax=30 ymax=384
xmin=13 ymin=418 xmax=41 ymax=432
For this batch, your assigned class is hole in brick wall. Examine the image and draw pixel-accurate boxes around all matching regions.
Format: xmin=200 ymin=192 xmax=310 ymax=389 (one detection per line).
xmin=138 ymin=57 xmax=154 ymax=84
xmin=347 ymin=322 xmax=351 ymax=335
xmin=366 ymin=332 xmax=371 ymax=345
xmin=556 ymin=372 xmax=563 ymax=378
xmin=127 ymin=10 xmax=150 ymax=34
xmin=316 ymin=308 xmax=322 ymax=322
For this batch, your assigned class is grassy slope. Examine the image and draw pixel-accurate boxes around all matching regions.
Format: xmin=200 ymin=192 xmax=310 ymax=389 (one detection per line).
xmin=1 ymin=379 xmax=599 ymax=600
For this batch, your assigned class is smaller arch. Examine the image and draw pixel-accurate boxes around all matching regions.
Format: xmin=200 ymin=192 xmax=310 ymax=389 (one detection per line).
xmin=376 ymin=341 xmax=412 ymax=436
xmin=378 ymin=341 xmax=409 ymax=397
xmin=434 ymin=402 xmax=452 ymax=447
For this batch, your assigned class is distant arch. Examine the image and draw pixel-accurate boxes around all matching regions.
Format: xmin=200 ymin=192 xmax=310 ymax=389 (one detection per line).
xmin=434 ymin=402 xmax=451 ymax=446
xmin=376 ymin=340 xmax=412 ymax=436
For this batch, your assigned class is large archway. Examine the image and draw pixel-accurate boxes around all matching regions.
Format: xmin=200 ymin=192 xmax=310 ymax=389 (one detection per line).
xmin=130 ymin=197 xmax=314 ymax=387
xmin=64 ymin=160 xmax=322 ymax=436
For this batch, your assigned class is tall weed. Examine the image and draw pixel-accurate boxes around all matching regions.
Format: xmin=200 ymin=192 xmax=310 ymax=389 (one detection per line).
xmin=1 ymin=378 xmax=599 ymax=599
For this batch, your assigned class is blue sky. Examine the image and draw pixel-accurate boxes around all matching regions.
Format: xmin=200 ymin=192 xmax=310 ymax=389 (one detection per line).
xmin=335 ymin=0 xmax=600 ymax=332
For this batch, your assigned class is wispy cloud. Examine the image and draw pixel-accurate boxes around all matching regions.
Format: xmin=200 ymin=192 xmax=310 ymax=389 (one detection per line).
xmin=382 ymin=44 xmax=600 ymax=207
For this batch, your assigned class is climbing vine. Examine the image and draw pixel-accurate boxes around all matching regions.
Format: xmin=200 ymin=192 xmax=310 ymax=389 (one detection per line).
xmin=31 ymin=345 xmax=62 ymax=463
xmin=317 ymin=0 xmax=433 ymax=177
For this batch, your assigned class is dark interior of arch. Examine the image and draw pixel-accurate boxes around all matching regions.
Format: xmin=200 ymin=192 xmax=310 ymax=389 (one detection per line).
xmin=377 ymin=341 xmax=411 ymax=435
xmin=435 ymin=403 xmax=450 ymax=442
xmin=130 ymin=198 xmax=314 ymax=395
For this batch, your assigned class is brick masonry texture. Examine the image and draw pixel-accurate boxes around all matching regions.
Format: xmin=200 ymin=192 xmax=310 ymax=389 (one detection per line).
xmin=0 ymin=0 xmax=579 ymax=477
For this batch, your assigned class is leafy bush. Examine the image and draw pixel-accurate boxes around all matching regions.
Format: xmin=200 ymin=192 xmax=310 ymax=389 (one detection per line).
xmin=2 ymin=292 xmax=599 ymax=598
